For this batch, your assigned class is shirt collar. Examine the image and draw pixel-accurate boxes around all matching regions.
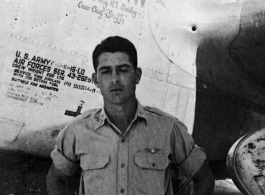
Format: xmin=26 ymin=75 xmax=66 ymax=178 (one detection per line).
xmin=136 ymin=101 xmax=147 ymax=121
xmin=94 ymin=100 xmax=147 ymax=129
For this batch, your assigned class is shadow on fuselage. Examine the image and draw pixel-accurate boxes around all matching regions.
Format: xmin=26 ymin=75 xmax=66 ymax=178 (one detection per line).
xmin=0 ymin=149 xmax=80 ymax=195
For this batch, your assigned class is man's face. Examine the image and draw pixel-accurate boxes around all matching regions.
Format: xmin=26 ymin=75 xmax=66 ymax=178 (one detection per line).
xmin=93 ymin=52 xmax=141 ymax=104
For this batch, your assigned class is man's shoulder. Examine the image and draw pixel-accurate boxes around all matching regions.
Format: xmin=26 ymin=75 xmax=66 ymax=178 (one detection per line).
xmin=143 ymin=106 xmax=179 ymax=122
xmin=70 ymin=108 xmax=101 ymax=126
xmin=142 ymin=106 xmax=189 ymax=133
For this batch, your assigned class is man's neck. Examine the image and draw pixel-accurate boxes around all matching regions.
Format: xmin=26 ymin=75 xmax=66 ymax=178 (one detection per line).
xmin=104 ymin=97 xmax=138 ymax=135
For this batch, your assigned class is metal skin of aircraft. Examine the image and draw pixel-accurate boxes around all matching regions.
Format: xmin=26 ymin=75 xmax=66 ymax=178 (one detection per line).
xmin=0 ymin=0 xmax=265 ymax=194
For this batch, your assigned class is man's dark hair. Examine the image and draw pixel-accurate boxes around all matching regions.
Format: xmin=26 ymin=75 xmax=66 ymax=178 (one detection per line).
xmin=92 ymin=36 xmax=138 ymax=71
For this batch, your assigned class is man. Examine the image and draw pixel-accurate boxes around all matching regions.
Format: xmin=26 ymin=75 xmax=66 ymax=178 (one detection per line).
xmin=46 ymin=36 xmax=214 ymax=195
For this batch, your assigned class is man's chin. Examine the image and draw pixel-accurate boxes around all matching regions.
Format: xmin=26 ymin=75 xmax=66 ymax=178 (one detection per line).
xmin=103 ymin=93 xmax=135 ymax=105
xmin=111 ymin=99 xmax=125 ymax=105
xmin=104 ymin=97 xmax=123 ymax=104
xmin=106 ymin=97 xmax=130 ymax=105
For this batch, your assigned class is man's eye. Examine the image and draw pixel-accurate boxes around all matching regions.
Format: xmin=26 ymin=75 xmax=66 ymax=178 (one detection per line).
xmin=119 ymin=69 xmax=129 ymax=72
xmin=100 ymin=70 xmax=110 ymax=74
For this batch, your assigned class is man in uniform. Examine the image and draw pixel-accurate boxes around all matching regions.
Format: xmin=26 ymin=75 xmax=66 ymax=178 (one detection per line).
xmin=46 ymin=36 xmax=214 ymax=195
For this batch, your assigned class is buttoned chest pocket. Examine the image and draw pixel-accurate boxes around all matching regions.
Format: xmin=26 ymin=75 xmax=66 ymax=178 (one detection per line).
xmin=133 ymin=152 xmax=170 ymax=195
xmin=80 ymin=154 xmax=111 ymax=195
xmin=81 ymin=153 xmax=110 ymax=170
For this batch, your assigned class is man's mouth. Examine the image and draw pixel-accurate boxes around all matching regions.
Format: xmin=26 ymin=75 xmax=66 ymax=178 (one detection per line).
xmin=109 ymin=88 xmax=123 ymax=92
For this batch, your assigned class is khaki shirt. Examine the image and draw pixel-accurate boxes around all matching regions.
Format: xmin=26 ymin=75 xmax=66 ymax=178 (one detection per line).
xmin=51 ymin=102 xmax=206 ymax=195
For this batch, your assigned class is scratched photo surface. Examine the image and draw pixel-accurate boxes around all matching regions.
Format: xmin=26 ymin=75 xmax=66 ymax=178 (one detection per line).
xmin=0 ymin=0 xmax=265 ymax=194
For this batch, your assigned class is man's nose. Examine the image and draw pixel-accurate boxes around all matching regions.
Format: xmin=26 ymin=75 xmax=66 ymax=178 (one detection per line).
xmin=111 ymin=71 xmax=120 ymax=83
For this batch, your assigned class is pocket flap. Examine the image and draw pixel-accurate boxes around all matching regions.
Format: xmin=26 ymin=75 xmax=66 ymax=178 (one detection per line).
xmin=81 ymin=153 xmax=110 ymax=170
xmin=134 ymin=152 xmax=169 ymax=170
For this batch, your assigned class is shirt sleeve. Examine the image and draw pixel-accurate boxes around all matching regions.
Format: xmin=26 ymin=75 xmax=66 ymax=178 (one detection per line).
xmin=50 ymin=124 xmax=80 ymax=176
xmin=170 ymin=120 xmax=206 ymax=179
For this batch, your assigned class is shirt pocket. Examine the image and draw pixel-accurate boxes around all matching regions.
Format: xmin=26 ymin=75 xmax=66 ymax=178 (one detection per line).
xmin=133 ymin=152 xmax=170 ymax=195
xmin=80 ymin=153 xmax=111 ymax=195
xmin=81 ymin=153 xmax=110 ymax=170
xmin=135 ymin=152 xmax=169 ymax=170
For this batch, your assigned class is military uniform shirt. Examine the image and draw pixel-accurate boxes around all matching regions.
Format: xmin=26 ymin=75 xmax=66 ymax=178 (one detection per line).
xmin=51 ymin=101 xmax=206 ymax=195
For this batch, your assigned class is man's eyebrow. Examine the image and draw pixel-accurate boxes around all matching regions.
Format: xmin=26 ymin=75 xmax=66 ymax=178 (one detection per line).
xmin=98 ymin=66 xmax=111 ymax=71
xmin=116 ymin=64 xmax=132 ymax=68
xmin=98 ymin=64 xmax=132 ymax=71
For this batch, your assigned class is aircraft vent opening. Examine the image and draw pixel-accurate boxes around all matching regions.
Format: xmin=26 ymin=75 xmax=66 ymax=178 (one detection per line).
xmin=192 ymin=26 xmax=197 ymax=32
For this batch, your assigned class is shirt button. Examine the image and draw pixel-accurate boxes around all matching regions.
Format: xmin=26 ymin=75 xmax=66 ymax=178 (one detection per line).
xmin=121 ymin=163 xmax=125 ymax=168
xmin=121 ymin=138 xmax=125 ymax=143
xmin=120 ymin=189 xmax=124 ymax=193
xmin=152 ymin=163 xmax=156 ymax=167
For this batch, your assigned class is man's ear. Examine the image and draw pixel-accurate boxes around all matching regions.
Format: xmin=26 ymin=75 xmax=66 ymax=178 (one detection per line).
xmin=92 ymin=73 xmax=99 ymax=88
xmin=135 ymin=67 xmax=142 ymax=84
